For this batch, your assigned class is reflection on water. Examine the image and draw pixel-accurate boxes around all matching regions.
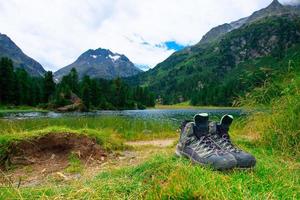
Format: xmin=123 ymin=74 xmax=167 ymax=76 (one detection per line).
xmin=0 ymin=108 xmax=245 ymax=121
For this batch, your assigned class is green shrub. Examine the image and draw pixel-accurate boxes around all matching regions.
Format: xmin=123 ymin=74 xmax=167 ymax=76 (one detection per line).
xmin=241 ymin=73 xmax=300 ymax=156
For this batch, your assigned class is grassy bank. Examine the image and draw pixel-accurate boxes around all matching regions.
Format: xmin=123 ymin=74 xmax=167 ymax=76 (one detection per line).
xmin=0 ymin=105 xmax=47 ymax=114
xmin=0 ymin=116 xmax=177 ymax=170
xmin=1 ymin=140 xmax=299 ymax=199
xmin=0 ymin=116 xmax=176 ymax=141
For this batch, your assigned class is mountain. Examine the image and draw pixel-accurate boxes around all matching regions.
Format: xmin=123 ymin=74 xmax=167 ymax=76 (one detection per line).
xmin=130 ymin=0 xmax=300 ymax=105
xmin=135 ymin=64 xmax=151 ymax=71
xmin=199 ymin=0 xmax=300 ymax=45
xmin=54 ymin=48 xmax=142 ymax=80
xmin=0 ymin=33 xmax=46 ymax=77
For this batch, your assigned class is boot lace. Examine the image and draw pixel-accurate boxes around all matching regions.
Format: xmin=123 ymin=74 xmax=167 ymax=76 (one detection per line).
xmin=192 ymin=135 xmax=223 ymax=155
xmin=217 ymin=127 xmax=240 ymax=152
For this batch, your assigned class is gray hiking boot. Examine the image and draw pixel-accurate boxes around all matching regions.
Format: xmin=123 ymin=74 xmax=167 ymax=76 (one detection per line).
xmin=208 ymin=115 xmax=256 ymax=168
xmin=176 ymin=113 xmax=237 ymax=171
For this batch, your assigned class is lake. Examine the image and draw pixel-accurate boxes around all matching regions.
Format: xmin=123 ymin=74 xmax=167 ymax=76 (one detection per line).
xmin=0 ymin=108 xmax=245 ymax=122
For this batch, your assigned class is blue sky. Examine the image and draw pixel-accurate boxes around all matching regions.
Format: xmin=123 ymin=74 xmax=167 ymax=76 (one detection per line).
xmin=164 ymin=41 xmax=185 ymax=51
xmin=0 ymin=0 xmax=298 ymax=71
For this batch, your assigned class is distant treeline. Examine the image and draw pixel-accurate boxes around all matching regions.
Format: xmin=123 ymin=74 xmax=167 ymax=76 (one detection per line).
xmin=0 ymin=57 xmax=155 ymax=110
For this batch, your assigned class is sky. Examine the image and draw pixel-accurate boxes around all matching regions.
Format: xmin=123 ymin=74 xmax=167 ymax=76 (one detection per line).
xmin=0 ymin=0 xmax=299 ymax=71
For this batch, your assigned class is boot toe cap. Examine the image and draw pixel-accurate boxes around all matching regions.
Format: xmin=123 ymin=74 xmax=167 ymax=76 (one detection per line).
xmin=234 ymin=152 xmax=256 ymax=168
xmin=209 ymin=153 xmax=237 ymax=171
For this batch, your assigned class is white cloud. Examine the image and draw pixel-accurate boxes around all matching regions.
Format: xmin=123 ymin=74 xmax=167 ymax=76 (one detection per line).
xmin=0 ymin=0 xmax=285 ymax=71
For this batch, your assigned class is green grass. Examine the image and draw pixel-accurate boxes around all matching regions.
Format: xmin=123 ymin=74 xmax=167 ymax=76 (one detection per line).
xmin=0 ymin=112 xmax=299 ymax=199
xmin=238 ymin=71 xmax=300 ymax=156
xmin=0 ymin=116 xmax=177 ymax=141
xmin=1 ymin=146 xmax=299 ymax=199
xmin=65 ymin=153 xmax=84 ymax=174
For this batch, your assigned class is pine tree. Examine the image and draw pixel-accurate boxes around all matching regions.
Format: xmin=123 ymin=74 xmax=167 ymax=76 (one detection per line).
xmin=43 ymin=71 xmax=55 ymax=102
xmin=90 ymin=79 xmax=100 ymax=107
xmin=81 ymin=76 xmax=91 ymax=110
xmin=69 ymin=68 xmax=79 ymax=95
xmin=15 ymin=68 xmax=30 ymax=105
xmin=82 ymin=84 xmax=90 ymax=110
xmin=0 ymin=58 xmax=15 ymax=104
xmin=12 ymin=72 xmax=21 ymax=105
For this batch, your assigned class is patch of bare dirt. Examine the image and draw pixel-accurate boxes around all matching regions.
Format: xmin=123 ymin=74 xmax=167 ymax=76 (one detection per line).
xmin=0 ymin=133 xmax=108 ymax=187
xmin=6 ymin=133 xmax=107 ymax=167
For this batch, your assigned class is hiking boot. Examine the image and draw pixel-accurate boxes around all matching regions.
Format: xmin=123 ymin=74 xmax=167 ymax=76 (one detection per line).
xmin=176 ymin=113 xmax=237 ymax=171
xmin=208 ymin=115 xmax=256 ymax=168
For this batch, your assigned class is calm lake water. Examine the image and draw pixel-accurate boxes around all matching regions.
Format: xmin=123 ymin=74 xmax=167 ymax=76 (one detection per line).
xmin=0 ymin=108 xmax=245 ymax=121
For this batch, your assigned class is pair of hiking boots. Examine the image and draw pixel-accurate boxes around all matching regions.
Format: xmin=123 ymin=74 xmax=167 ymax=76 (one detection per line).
xmin=175 ymin=113 xmax=256 ymax=170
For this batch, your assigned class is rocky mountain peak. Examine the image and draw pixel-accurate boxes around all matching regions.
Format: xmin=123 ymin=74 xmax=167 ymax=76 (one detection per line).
xmin=77 ymin=48 xmax=128 ymax=64
xmin=246 ymin=0 xmax=288 ymax=22
xmin=198 ymin=0 xmax=296 ymax=45
xmin=54 ymin=48 xmax=141 ymax=80
xmin=269 ymin=0 xmax=282 ymax=8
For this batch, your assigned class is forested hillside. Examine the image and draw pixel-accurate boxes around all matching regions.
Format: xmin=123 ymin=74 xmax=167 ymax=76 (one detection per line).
xmin=129 ymin=11 xmax=300 ymax=106
xmin=0 ymin=57 xmax=155 ymax=110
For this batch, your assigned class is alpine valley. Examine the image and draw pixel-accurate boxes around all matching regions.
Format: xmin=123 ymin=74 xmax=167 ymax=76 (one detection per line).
xmin=128 ymin=0 xmax=300 ymax=105
xmin=1 ymin=1 xmax=300 ymax=199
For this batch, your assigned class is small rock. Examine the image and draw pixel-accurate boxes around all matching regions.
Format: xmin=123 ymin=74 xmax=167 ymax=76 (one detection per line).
xmin=55 ymin=172 xmax=68 ymax=181
xmin=70 ymin=174 xmax=81 ymax=180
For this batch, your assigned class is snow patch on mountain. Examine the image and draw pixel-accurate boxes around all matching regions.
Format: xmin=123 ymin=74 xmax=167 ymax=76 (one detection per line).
xmin=109 ymin=54 xmax=120 ymax=61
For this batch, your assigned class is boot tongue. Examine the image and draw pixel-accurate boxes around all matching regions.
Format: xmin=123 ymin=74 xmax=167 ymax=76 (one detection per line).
xmin=219 ymin=114 xmax=233 ymax=134
xmin=193 ymin=113 xmax=209 ymax=138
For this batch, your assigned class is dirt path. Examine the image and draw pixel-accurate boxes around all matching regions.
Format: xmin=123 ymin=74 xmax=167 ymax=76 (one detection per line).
xmin=125 ymin=138 xmax=176 ymax=147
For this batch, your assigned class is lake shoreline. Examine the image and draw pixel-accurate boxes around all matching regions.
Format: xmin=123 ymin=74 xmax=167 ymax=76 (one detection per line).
xmin=153 ymin=105 xmax=243 ymax=110
xmin=0 ymin=108 xmax=245 ymax=121
xmin=0 ymin=106 xmax=243 ymax=113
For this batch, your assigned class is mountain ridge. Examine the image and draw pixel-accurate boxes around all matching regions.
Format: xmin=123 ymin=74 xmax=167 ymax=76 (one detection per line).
xmin=199 ymin=0 xmax=300 ymax=45
xmin=0 ymin=33 xmax=46 ymax=77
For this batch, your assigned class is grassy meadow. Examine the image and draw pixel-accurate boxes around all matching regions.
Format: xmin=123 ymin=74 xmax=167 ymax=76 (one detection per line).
xmin=0 ymin=113 xmax=299 ymax=199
